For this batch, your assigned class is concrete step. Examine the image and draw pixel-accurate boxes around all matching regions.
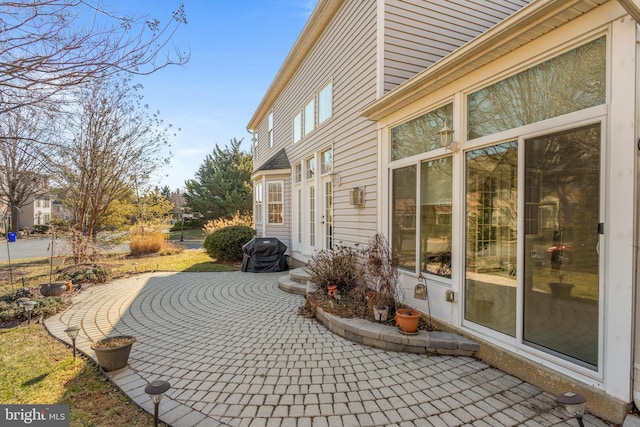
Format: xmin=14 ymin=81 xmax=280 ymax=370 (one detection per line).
xmin=278 ymin=274 xmax=307 ymax=295
xmin=289 ymin=267 xmax=310 ymax=285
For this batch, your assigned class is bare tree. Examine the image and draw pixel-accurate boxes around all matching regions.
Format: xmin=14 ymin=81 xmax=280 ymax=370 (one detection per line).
xmin=0 ymin=101 xmax=57 ymax=231
xmin=0 ymin=0 xmax=189 ymax=114
xmin=55 ymin=77 xmax=174 ymax=261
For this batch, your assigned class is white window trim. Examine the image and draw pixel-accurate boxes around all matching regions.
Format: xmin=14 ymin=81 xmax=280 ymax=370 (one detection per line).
xmin=267 ymin=181 xmax=284 ymax=225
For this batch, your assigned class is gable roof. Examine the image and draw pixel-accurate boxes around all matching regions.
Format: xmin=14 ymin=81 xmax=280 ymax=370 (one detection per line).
xmin=255 ymin=148 xmax=290 ymax=172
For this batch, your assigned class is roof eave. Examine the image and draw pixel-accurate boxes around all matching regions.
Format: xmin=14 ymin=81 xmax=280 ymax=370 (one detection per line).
xmin=247 ymin=0 xmax=344 ymax=131
xmin=360 ymin=0 xmax=612 ymax=121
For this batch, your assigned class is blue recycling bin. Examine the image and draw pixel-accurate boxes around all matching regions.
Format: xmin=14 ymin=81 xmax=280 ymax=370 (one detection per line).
xmin=7 ymin=232 xmax=16 ymax=242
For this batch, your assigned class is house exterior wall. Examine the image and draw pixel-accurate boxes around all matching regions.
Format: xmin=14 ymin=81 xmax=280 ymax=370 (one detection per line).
xmin=253 ymin=171 xmax=291 ymax=252
xmin=250 ymin=0 xmax=529 ymax=263
xmin=252 ymin=0 xmax=380 ymax=262
xmin=19 ymin=194 xmax=52 ymax=229
xmin=383 ymin=0 xmax=530 ymax=93
xmin=369 ymin=1 xmax=635 ymax=422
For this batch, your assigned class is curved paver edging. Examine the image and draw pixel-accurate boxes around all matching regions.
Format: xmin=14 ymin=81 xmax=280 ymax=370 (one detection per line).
xmin=278 ymin=274 xmax=479 ymax=356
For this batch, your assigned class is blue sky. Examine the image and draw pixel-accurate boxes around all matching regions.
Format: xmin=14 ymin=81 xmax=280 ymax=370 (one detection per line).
xmin=128 ymin=1 xmax=317 ymax=190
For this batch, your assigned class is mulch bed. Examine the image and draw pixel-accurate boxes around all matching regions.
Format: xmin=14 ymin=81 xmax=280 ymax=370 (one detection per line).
xmin=302 ymin=291 xmax=437 ymax=331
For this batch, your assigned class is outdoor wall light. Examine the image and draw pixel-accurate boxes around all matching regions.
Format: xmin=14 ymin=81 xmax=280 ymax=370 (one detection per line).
xmin=438 ymin=122 xmax=459 ymax=152
xmin=22 ymin=300 xmax=36 ymax=324
xmin=145 ymin=380 xmax=170 ymax=427
xmin=64 ymin=326 xmax=80 ymax=361
xmin=556 ymin=391 xmax=586 ymax=427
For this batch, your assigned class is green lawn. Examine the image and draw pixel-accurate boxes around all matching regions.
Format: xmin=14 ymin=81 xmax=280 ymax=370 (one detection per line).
xmin=0 ymin=246 xmax=240 ymax=425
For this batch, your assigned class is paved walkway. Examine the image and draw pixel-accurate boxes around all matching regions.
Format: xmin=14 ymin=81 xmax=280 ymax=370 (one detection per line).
xmin=45 ymin=272 xmax=610 ymax=426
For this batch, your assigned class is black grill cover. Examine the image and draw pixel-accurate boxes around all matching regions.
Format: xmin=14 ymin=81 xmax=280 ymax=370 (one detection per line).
xmin=241 ymin=237 xmax=289 ymax=273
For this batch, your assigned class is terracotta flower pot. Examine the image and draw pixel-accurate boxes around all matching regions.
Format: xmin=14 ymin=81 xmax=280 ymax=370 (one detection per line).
xmin=327 ymin=285 xmax=338 ymax=298
xmin=91 ymin=335 xmax=136 ymax=371
xmin=395 ymin=308 xmax=421 ymax=334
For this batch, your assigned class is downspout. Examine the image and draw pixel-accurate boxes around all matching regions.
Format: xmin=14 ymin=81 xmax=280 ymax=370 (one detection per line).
xmin=633 ymin=20 xmax=640 ymax=408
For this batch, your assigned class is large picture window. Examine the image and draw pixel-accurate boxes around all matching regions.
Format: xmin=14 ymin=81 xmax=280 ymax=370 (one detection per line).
xmin=421 ymin=157 xmax=452 ymax=278
xmin=468 ymin=37 xmax=605 ymax=139
xmin=391 ymin=103 xmax=453 ymax=161
xmin=465 ymin=141 xmax=518 ymax=337
xmin=523 ymin=124 xmax=600 ymax=369
xmin=392 ymin=166 xmax=416 ymax=271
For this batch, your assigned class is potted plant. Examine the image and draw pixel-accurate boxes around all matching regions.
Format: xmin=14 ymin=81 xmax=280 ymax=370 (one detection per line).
xmin=395 ymin=308 xmax=421 ymax=334
xmin=91 ymin=335 xmax=136 ymax=371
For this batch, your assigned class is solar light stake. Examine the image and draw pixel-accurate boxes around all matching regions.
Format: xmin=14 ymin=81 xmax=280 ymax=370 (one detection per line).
xmin=145 ymin=380 xmax=170 ymax=427
xmin=557 ymin=391 xmax=586 ymax=427
xmin=22 ymin=300 xmax=36 ymax=324
xmin=64 ymin=326 xmax=80 ymax=361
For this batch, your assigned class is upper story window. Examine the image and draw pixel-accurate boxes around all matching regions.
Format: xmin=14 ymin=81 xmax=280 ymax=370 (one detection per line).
xmin=468 ymin=36 xmax=605 ymax=139
xmin=391 ymin=103 xmax=453 ymax=161
xmin=304 ymin=99 xmax=315 ymax=135
xmin=292 ymin=81 xmax=333 ymax=144
xmin=43 ymin=198 xmax=50 ymax=208
xmin=318 ymin=82 xmax=332 ymax=124
xmin=320 ymin=149 xmax=333 ymax=174
xmin=293 ymin=112 xmax=302 ymax=143
xmin=268 ymin=112 xmax=274 ymax=147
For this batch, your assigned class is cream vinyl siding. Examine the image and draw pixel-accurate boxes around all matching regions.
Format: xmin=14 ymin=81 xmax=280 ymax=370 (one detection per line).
xmin=383 ymin=0 xmax=531 ymax=92
xmin=259 ymin=0 xmax=379 ymax=250
xmin=258 ymin=174 xmax=292 ymax=252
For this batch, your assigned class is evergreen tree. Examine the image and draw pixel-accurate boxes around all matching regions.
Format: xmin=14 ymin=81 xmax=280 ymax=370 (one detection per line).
xmin=184 ymin=138 xmax=252 ymax=220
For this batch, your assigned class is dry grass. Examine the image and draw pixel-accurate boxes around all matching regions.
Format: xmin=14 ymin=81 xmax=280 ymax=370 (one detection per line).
xmin=129 ymin=232 xmax=166 ymax=256
xmin=202 ymin=211 xmax=253 ymax=234
xmin=0 ymin=324 xmax=160 ymax=426
xmin=0 ymin=249 xmax=236 ymax=295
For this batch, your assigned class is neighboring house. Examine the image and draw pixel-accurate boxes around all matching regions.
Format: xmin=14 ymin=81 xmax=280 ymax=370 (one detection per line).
xmin=19 ymin=193 xmax=52 ymax=230
xmin=248 ymin=0 xmax=640 ymax=423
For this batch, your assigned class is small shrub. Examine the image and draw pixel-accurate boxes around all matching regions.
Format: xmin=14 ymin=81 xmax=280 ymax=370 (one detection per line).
xmin=49 ymin=218 xmax=70 ymax=232
xmin=33 ymin=225 xmax=50 ymax=234
xmin=0 ymin=290 xmax=66 ymax=323
xmin=130 ymin=232 xmax=166 ymax=256
xmin=305 ymin=244 xmax=361 ymax=293
xmin=203 ymin=211 xmax=253 ymax=234
xmin=203 ymin=225 xmax=255 ymax=262
xmin=59 ymin=265 xmax=111 ymax=284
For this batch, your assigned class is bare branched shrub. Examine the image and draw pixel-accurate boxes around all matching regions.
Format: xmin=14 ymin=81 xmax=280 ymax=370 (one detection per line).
xmin=203 ymin=211 xmax=253 ymax=234
xmin=354 ymin=233 xmax=400 ymax=312
xmin=305 ymin=244 xmax=361 ymax=293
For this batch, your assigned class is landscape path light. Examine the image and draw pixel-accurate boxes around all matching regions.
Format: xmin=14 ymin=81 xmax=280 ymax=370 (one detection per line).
xmin=144 ymin=380 xmax=170 ymax=427
xmin=64 ymin=326 xmax=80 ymax=361
xmin=22 ymin=300 xmax=36 ymax=324
xmin=556 ymin=391 xmax=586 ymax=427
